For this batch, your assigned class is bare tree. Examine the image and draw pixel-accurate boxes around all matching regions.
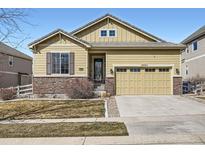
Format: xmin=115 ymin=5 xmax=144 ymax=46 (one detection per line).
xmin=0 ymin=8 xmax=31 ymax=48
xmin=0 ymin=9 xmax=32 ymax=88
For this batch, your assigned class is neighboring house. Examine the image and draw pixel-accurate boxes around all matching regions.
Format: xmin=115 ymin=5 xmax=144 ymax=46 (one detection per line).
xmin=29 ymin=14 xmax=185 ymax=96
xmin=181 ymin=25 xmax=205 ymax=81
xmin=0 ymin=42 xmax=32 ymax=88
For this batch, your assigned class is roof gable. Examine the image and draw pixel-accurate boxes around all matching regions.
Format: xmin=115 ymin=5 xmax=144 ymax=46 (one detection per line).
xmin=28 ymin=29 xmax=91 ymax=49
xmin=71 ymin=14 xmax=166 ymax=42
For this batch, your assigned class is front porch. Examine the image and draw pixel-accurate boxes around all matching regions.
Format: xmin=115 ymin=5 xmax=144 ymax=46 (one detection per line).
xmin=88 ymin=53 xmax=106 ymax=92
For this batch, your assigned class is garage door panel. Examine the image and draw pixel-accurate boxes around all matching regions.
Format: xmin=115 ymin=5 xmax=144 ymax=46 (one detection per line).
xmin=116 ymin=67 xmax=171 ymax=95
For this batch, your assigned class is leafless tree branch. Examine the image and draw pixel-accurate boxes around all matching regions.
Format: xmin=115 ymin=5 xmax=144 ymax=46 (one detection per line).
xmin=0 ymin=8 xmax=32 ymax=48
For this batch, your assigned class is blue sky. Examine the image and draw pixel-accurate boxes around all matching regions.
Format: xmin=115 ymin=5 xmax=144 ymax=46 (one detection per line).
xmin=14 ymin=8 xmax=205 ymax=57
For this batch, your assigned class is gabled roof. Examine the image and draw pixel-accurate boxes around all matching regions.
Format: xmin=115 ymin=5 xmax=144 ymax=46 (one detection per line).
xmin=181 ymin=25 xmax=205 ymax=44
xmin=28 ymin=29 xmax=91 ymax=49
xmin=0 ymin=42 xmax=32 ymax=60
xmin=90 ymin=42 xmax=185 ymax=49
xmin=71 ymin=13 xmax=166 ymax=42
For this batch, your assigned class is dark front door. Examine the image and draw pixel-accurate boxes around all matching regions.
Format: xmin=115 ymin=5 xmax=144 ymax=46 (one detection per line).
xmin=94 ymin=58 xmax=103 ymax=82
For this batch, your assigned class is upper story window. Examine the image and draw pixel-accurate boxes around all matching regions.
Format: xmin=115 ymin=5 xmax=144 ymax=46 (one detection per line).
xmin=100 ymin=30 xmax=107 ymax=37
xmin=185 ymin=65 xmax=188 ymax=75
xmin=193 ymin=41 xmax=198 ymax=51
xmin=51 ymin=53 xmax=69 ymax=74
xmin=100 ymin=29 xmax=117 ymax=37
xmin=8 ymin=56 xmax=13 ymax=67
xmin=109 ymin=30 xmax=116 ymax=37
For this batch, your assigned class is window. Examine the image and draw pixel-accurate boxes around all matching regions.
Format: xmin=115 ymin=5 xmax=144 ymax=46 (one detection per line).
xmin=52 ymin=53 xmax=69 ymax=74
xmin=130 ymin=68 xmax=140 ymax=72
xmin=193 ymin=41 xmax=198 ymax=51
xmin=109 ymin=30 xmax=116 ymax=37
xmin=145 ymin=68 xmax=155 ymax=72
xmin=186 ymin=48 xmax=189 ymax=54
xmin=116 ymin=68 xmax=127 ymax=72
xmin=159 ymin=68 xmax=169 ymax=72
xmin=8 ymin=56 xmax=13 ymax=66
xmin=185 ymin=65 xmax=188 ymax=75
xmin=100 ymin=30 xmax=107 ymax=37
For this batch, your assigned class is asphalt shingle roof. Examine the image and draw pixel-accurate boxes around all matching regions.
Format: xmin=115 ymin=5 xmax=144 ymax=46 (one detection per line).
xmin=0 ymin=42 xmax=32 ymax=60
xmin=90 ymin=42 xmax=185 ymax=49
xmin=28 ymin=29 xmax=91 ymax=48
xmin=181 ymin=25 xmax=205 ymax=44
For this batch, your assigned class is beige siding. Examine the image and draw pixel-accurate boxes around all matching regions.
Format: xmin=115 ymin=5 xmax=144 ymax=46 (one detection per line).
xmin=75 ymin=19 xmax=155 ymax=43
xmin=116 ymin=67 xmax=171 ymax=95
xmin=106 ymin=50 xmax=180 ymax=77
xmin=33 ymin=35 xmax=88 ymax=76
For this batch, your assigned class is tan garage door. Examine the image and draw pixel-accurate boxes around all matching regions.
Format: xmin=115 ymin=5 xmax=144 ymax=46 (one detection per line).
xmin=116 ymin=67 xmax=172 ymax=95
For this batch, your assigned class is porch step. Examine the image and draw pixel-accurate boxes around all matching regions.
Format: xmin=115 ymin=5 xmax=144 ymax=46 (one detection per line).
xmin=94 ymin=84 xmax=105 ymax=91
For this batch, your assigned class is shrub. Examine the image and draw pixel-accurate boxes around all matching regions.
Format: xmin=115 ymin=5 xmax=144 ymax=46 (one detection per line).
xmin=0 ymin=88 xmax=16 ymax=100
xmin=65 ymin=79 xmax=95 ymax=99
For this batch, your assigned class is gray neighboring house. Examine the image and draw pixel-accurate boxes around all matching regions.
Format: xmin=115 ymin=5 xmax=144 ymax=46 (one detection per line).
xmin=0 ymin=42 xmax=32 ymax=88
xmin=181 ymin=25 xmax=205 ymax=80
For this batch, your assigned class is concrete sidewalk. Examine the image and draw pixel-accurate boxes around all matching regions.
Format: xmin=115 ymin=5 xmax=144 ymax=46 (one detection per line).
xmin=0 ymin=134 xmax=204 ymax=145
xmin=0 ymin=117 xmax=123 ymax=124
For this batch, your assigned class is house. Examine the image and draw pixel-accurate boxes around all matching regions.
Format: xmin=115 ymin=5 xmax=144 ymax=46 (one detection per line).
xmin=29 ymin=14 xmax=185 ymax=96
xmin=181 ymin=25 xmax=205 ymax=80
xmin=0 ymin=42 xmax=32 ymax=88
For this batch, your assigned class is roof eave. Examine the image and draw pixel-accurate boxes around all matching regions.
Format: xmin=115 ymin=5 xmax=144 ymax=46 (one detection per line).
xmin=91 ymin=46 xmax=185 ymax=50
xmin=28 ymin=30 xmax=91 ymax=51
xmin=181 ymin=32 xmax=205 ymax=44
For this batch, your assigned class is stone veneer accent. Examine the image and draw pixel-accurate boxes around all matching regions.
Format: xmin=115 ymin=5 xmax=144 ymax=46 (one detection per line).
xmin=33 ymin=77 xmax=89 ymax=94
xmin=105 ymin=77 xmax=115 ymax=96
xmin=173 ymin=76 xmax=182 ymax=95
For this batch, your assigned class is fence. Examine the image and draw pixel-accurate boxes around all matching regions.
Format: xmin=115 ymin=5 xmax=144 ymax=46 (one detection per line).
xmin=193 ymin=84 xmax=205 ymax=95
xmin=14 ymin=84 xmax=33 ymax=97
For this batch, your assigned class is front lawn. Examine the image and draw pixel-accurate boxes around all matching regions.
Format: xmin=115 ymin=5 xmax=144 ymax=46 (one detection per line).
xmin=0 ymin=122 xmax=128 ymax=137
xmin=0 ymin=100 xmax=105 ymax=120
xmin=197 ymin=97 xmax=205 ymax=100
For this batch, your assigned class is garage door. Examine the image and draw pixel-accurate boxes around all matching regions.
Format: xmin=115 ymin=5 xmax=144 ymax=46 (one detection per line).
xmin=116 ymin=67 xmax=172 ymax=95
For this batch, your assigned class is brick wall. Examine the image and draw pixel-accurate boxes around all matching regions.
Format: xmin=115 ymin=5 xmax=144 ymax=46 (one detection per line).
xmin=173 ymin=76 xmax=182 ymax=95
xmin=105 ymin=77 xmax=115 ymax=96
xmin=33 ymin=77 xmax=89 ymax=94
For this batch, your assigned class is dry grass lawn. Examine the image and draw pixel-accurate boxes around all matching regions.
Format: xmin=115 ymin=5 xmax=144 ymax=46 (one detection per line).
xmin=0 ymin=100 xmax=105 ymax=120
xmin=0 ymin=122 xmax=128 ymax=137
xmin=197 ymin=97 xmax=205 ymax=100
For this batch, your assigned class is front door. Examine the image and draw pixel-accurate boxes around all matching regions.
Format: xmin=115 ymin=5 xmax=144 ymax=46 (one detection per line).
xmin=94 ymin=58 xmax=103 ymax=82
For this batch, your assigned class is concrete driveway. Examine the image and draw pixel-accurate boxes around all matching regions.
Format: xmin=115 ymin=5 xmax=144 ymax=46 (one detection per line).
xmin=115 ymin=95 xmax=205 ymax=117
xmin=115 ymin=96 xmax=205 ymax=136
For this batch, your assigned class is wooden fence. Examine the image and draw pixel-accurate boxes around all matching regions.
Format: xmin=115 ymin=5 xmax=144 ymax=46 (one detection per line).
xmin=14 ymin=84 xmax=33 ymax=97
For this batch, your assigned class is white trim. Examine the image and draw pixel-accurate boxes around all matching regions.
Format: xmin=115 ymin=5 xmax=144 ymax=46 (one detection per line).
xmin=112 ymin=64 xmax=174 ymax=68
xmin=192 ymin=41 xmax=198 ymax=52
xmin=104 ymin=99 xmax=108 ymax=118
xmin=185 ymin=53 xmax=205 ymax=62
xmin=173 ymin=75 xmax=182 ymax=77
xmin=72 ymin=16 xmax=161 ymax=42
xmin=8 ymin=56 xmax=13 ymax=67
xmin=108 ymin=29 xmax=117 ymax=37
xmin=50 ymin=52 xmax=70 ymax=75
xmin=29 ymin=31 xmax=91 ymax=49
xmin=0 ymin=71 xmax=18 ymax=75
xmin=99 ymin=29 xmax=108 ymax=37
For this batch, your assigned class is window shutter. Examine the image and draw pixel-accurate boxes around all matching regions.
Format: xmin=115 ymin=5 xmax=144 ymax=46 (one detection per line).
xmin=70 ymin=52 xmax=75 ymax=75
xmin=46 ymin=52 xmax=52 ymax=75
